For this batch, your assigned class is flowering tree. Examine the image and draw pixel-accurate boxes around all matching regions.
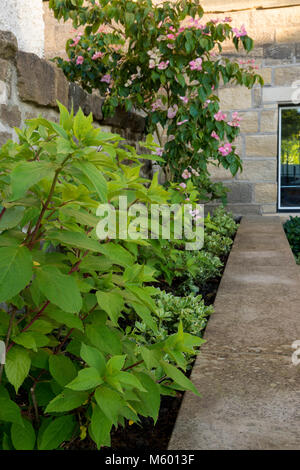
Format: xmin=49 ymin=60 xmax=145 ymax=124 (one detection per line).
xmin=49 ymin=0 xmax=263 ymax=193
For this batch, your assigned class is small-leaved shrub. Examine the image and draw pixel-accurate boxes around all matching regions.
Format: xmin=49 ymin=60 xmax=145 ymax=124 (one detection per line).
xmin=284 ymin=216 xmax=300 ymax=262
xmin=130 ymin=289 xmax=212 ymax=366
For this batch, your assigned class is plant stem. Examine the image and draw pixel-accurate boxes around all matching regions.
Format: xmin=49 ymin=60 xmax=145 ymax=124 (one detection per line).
xmin=27 ymin=155 xmax=72 ymax=249
xmin=0 ymin=207 xmax=6 ymax=221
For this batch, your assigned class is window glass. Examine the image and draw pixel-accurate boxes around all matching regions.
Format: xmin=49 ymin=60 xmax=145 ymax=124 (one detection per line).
xmin=279 ymin=107 xmax=300 ymax=209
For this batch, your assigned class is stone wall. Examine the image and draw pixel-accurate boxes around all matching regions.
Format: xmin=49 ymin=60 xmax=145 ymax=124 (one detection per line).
xmin=0 ymin=30 xmax=146 ymax=162
xmin=0 ymin=0 xmax=44 ymax=58
xmin=208 ymin=43 xmax=300 ymax=215
xmin=42 ymin=0 xmax=300 ymax=215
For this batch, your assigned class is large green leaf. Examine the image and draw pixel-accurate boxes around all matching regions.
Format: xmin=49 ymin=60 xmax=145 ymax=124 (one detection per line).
xmin=11 ymin=418 xmax=36 ymax=450
xmin=86 ymin=324 xmax=122 ymax=355
xmin=66 ymin=367 xmax=103 ymax=391
xmin=80 ymin=343 xmax=106 ymax=374
xmin=0 ymin=386 xmax=23 ymax=425
xmin=38 ymin=415 xmax=75 ymax=450
xmin=0 ymin=245 xmax=32 ymax=302
xmin=49 ymin=355 xmax=77 ymax=387
xmin=90 ymin=405 xmax=112 ymax=449
xmin=46 ymin=306 xmax=84 ymax=331
xmin=74 ymin=161 xmax=107 ymax=203
xmin=10 ymin=161 xmax=55 ymax=201
xmin=134 ymin=372 xmax=161 ymax=422
xmin=160 ymin=360 xmax=200 ymax=396
xmin=94 ymin=386 xmax=123 ymax=426
xmin=47 ymin=230 xmax=103 ymax=253
xmin=5 ymin=346 xmax=31 ymax=393
xmin=0 ymin=207 xmax=24 ymax=231
xmin=96 ymin=289 xmax=124 ymax=325
xmin=36 ymin=265 xmax=82 ymax=313
xmin=45 ymin=389 xmax=89 ymax=413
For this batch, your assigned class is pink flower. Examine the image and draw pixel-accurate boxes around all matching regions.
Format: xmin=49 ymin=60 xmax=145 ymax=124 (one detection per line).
xmin=224 ymin=17 xmax=232 ymax=22
xmin=211 ymin=131 xmax=220 ymax=140
xmin=189 ymin=57 xmax=202 ymax=71
xmin=179 ymin=95 xmax=189 ymax=104
xmin=92 ymin=51 xmax=104 ymax=60
xmin=151 ymin=99 xmax=164 ymax=112
xmin=158 ymin=60 xmax=169 ymax=70
xmin=167 ymin=104 xmax=178 ymax=119
xmin=228 ymin=112 xmax=241 ymax=127
xmin=167 ymin=34 xmax=175 ymax=40
xmin=156 ymin=147 xmax=164 ymax=156
xmin=218 ymin=143 xmax=232 ymax=156
xmin=179 ymin=182 xmax=187 ymax=189
xmin=232 ymin=24 xmax=247 ymax=38
xmin=167 ymin=43 xmax=175 ymax=49
xmin=177 ymin=119 xmax=189 ymax=126
xmin=149 ymin=59 xmax=156 ymax=69
xmin=214 ymin=110 xmax=227 ymax=121
xmin=65 ymin=58 xmax=71 ymax=63
xmin=101 ymin=74 xmax=111 ymax=84
xmin=182 ymin=169 xmax=192 ymax=179
xmin=76 ymin=56 xmax=84 ymax=65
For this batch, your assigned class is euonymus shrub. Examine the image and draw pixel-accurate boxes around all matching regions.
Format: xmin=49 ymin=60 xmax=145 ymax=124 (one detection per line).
xmin=0 ymin=104 xmax=202 ymax=450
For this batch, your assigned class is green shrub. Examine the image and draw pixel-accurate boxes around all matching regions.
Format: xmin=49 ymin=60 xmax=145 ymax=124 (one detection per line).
xmin=206 ymin=206 xmax=238 ymax=238
xmin=284 ymin=216 xmax=300 ymax=258
xmin=49 ymin=0 xmax=262 ymax=183
xmin=204 ymin=232 xmax=233 ymax=257
xmin=130 ymin=289 xmax=212 ymax=366
xmin=0 ymin=104 xmax=203 ymax=450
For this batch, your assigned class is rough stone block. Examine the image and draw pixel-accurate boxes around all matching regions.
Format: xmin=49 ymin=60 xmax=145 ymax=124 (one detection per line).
xmin=238 ymin=111 xmax=259 ymax=134
xmin=260 ymin=109 xmax=278 ymax=133
xmin=17 ymin=51 xmax=56 ymax=107
xmin=252 ymin=88 xmax=262 ymax=108
xmin=255 ymin=183 xmax=277 ymax=203
xmin=0 ymin=31 xmax=18 ymax=60
xmin=263 ymin=86 xmax=294 ymax=103
xmin=274 ymin=66 xmax=300 ymax=86
xmin=261 ymin=204 xmax=277 ymax=214
xmin=218 ymin=86 xmax=252 ymax=111
xmin=0 ymin=131 xmax=12 ymax=146
xmin=259 ymin=67 xmax=272 ymax=86
xmin=0 ymin=104 xmax=21 ymax=127
xmin=0 ymin=81 xmax=7 ymax=104
xmin=237 ymin=159 xmax=277 ymax=182
xmin=54 ymin=68 xmax=69 ymax=108
xmin=68 ymin=83 xmax=103 ymax=122
xmin=263 ymin=44 xmax=295 ymax=64
xmin=245 ymin=135 xmax=277 ymax=157
xmin=0 ymin=58 xmax=10 ymax=82
xmin=226 ymin=182 xmax=253 ymax=204
xmin=207 ymin=163 xmax=235 ymax=181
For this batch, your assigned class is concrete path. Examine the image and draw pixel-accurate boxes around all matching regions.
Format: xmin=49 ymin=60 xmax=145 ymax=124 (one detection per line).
xmin=169 ymin=216 xmax=300 ymax=450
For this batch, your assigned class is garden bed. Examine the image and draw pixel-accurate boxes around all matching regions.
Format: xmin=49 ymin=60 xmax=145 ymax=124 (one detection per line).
xmin=67 ymin=226 xmax=236 ymax=451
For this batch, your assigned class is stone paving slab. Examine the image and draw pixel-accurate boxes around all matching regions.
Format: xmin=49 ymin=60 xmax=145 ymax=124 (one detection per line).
xmin=169 ymin=216 xmax=300 ymax=450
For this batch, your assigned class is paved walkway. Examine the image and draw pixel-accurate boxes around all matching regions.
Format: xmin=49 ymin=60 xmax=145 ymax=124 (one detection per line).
xmin=169 ymin=216 xmax=300 ymax=450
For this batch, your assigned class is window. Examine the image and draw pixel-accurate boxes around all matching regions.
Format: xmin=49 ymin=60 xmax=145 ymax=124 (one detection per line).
xmin=279 ymin=106 xmax=300 ymax=210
